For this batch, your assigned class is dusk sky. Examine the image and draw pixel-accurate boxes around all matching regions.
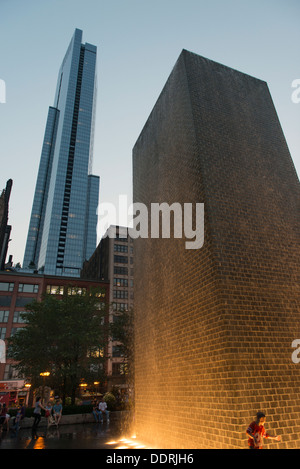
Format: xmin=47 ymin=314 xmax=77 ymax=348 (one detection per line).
xmin=0 ymin=0 xmax=299 ymax=265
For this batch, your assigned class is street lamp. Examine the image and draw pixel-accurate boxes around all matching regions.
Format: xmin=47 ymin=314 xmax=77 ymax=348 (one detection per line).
xmin=94 ymin=381 xmax=100 ymax=398
xmin=40 ymin=372 xmax=50 ymax=403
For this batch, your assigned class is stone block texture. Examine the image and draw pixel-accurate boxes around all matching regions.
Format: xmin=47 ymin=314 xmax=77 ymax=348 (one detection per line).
xmin=132 ymin=50 xmax=300 ymax=449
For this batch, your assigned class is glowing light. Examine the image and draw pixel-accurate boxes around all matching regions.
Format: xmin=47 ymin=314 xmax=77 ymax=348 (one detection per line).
xmin=108 ymin=436 xmax=148 ymax=450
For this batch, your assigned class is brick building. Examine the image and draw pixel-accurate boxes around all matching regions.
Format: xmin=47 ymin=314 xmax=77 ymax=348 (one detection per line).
xmin=133 ymin=50 xmax=300 ymax=448
xmin=82 ymin=225 xmax=134 ymax=391
xmin=0 ymin=271 xmax=109 ymax=405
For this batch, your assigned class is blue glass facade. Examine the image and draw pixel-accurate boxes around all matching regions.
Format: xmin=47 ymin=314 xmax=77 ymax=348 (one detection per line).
xmin=23 ymin=29 xmax=99 ymax=277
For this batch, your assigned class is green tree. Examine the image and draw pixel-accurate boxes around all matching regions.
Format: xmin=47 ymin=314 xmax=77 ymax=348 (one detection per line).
xmin=8 ymin=286 xmax=108 ymax=404
xmin=109 ymin=306 xmax=134 ymax=389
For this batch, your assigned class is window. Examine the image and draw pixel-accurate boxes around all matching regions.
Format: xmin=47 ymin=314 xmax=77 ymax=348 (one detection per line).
xmin=113 ymin=290 xmax=128 ymax=299
xmin=0 ymin=282 xmax=14 ymax=292
xmin=113 ymin=278 xmax=128 ymax=287
xmin=15 ymin=297 xmax=35 ymax=307
xmin=114 ymin=244 xmax=128 ymax=253
xmin=67 ymin=287 xmax=87 ymax=296
xmin=18 ymin=284 xmax=39 ymax=293
xmin=4 ymin=364 xmax=20 ymax=380
xmin=0 ymin=327 xmax=7 ymax=340
xmin=13 ymin=311 xmax=27 ymax=323
xmin=112 ymin=346 xmax=125 ymax=357
xmin=0 ymin=311 xmax=9 ymax=323
xmin=112 ymin=303 xmax=128 ymax=311
xmin=114 ymin=255 xmax=128 ymax=264
xmin=112 ymin=363 xmax=127 ymax=376
xmin=46 ymin=285 xmax=64 ymax=295
xmin=114 ymin=266 xmax=128 ymax=275
xmin=0 ymin=296 xmax=11 ymax=307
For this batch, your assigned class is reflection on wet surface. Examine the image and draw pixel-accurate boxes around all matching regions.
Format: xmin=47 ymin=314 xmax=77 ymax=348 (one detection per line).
xmin=0 ymin=421 xmax=135 ymax=449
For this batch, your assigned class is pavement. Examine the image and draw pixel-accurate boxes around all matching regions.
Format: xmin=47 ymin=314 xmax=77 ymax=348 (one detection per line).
xmin=0 ymin=420 xmax=136 ymax=449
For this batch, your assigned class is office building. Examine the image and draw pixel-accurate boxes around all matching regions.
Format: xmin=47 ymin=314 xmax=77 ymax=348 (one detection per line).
xmin=23 ymin=29 xmax=99 ymax=277
xmin=82 ymin=225 xmax=134 ymax=390
xmin=0 ymin=271 xmax=109 ymax=405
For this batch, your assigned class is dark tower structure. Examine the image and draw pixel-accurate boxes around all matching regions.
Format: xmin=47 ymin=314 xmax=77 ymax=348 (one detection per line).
xmin=133 ymin=50 xmax=300 ymax=449
xmin=0 ymin=179 xmax=13 ymax=270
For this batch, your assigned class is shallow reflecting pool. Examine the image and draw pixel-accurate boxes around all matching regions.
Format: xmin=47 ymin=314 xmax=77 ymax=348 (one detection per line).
xmin=0 ymin=421 xmax=137 ymax=449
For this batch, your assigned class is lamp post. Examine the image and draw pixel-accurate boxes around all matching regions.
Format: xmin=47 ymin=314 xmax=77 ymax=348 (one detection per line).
xmin=94 ymin=381 xmax=100 ymax=399
xmin=24 ymin=383 xmax=32 ymax=407
xmin=40 ymin=372 xmax=50 ymax=404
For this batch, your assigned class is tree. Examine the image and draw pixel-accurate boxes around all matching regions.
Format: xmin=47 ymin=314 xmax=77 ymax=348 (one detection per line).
xmin=8 ymin=286 xmax=108 ymax=404
xmin=109 ymin=306 xmax=134 ymax=389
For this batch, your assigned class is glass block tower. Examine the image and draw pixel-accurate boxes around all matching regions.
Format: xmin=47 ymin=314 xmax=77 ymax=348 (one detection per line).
xmin=23 ymin=29 xmax=99 ymax=277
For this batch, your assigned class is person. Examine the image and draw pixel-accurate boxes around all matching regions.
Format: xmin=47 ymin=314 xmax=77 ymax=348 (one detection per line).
xmin=0 ymin=403 xmax=10 ymax=431
xmin=0 ymin=403 xmax=6 ymax=433
xmin=32 ymin=396 xmax=46 ymax=437
xmin=53 ymin=398 xmax=63 ymax=426
xmin=92 ymin=400 xmax=101 ymax=423
xmin=45 ymin=401 xmax=54 ymax=427
xmin=246 ymin=412 xmax=281 ymax=449
xmin=98 ymin=397 xmax=109 ymax=423
xmin=12 ymin=406 xmax=22 ymax=433
xmin=20 ymin=403 xmax=26 ymax=421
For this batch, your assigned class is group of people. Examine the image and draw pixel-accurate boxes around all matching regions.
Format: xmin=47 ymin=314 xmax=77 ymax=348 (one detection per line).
xmin=92 ymin=397 xmax=110 ymax=423
xmin=0 ymin=401 xmax=26 ymax=433
xmin=32 ymin=396 xmax=63 ymax=432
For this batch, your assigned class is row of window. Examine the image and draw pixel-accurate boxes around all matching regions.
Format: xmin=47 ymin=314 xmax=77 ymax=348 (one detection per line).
xmin=0 ymin=327 xmax=23 ymax=339
xmin=0 ymin=310 xmax=27 ymax=323
xmin=114 ymin=244 xmax=128 ymax=253
xmin=0 ymin=297 xmax=35 ymax=307
xmin=112 ymin=303 xmax=128 ymax=311
xmin=114 ymin=243 xmax=133 ymax=254
xmin=113 ymin=290 xmax=134 ymax=300
xmin=114 ymin=255 xmax=133 ymax=264
xmin=0 ymin=282 xmax=39 ymax=293
xmin=113 ymin=278 xmax=133 ymax=288
xmin=46 ymin=285 xmax=105 ymax=297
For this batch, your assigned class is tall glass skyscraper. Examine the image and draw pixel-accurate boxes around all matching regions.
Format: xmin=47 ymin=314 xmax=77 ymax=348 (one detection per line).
xmin=23 ymin=29 xmax=99 ymax=277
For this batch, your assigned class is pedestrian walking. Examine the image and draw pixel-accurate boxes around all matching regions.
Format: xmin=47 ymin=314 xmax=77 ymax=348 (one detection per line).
xmin=246 ymin=411 xmax=281 ymax=449
xmin=32 ymin=396 xmax=46 ymax=437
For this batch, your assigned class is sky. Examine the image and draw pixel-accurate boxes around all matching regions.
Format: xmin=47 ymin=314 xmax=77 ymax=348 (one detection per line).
xmin=0 ymin=0 xmax=299 ymax=265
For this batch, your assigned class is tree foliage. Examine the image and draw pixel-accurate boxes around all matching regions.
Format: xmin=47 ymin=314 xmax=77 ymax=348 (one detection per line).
xmin=109 ymin=306 xmax=134 ymax=386
xmin=8 ymin=286 xmax=108 ymax=404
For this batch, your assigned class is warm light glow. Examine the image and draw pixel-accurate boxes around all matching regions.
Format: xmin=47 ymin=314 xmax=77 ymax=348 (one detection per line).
xmin=106 ymin=436 xmax=148 ymax=450
xmin=79 ymin=383 xmax=88 ymax=387
xmin=25 ymin=383 xmax=31 ymax=388
xmin=40 ymin=372 xmax=50 ymax=377
xmin=34 ymin=437 xmax=46 ymax=449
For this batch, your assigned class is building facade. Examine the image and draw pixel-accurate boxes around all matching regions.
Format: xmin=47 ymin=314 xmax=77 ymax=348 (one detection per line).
xmin=133 ymin=50 xmax=300 ymax=448
xmin=23 ymin=29 xmax=99 ymax=277
xmin=0 ymin=271 xmax=109 ymax=406
xmin=82 ymin=225 xmax=134 ymax=390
